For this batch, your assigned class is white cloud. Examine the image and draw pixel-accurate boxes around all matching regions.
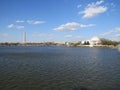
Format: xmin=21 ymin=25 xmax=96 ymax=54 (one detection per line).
xmin=114 ymin=27 xmax=120 ymax=32
xmin=27 ymin=20 xmax=45 ymax=25
xmin=32 ymin=33 xmax=44 ymax=37
xmin=16 ymin=26 xmax=24 ymax=29
xmin=32 ymin=33 xmax=53 ymax=37
xmin=110 ymin=3 xmax=115 ymax=8
xmin=8 ymin=24 xmax=14 ymax=28
xmin=64 ymin=35 xmax=82 ymax=41
xmin=77 ymin=4 xmax=82 ymax=8
xmin=32 ymin=33 xmax=54 ymax=41
xmin=65 ymin=35 xmax=73 ymax=38
xmin=7 ymin=24 xmax=24 ymax=29
xmin=100 ymin=27 xmax=120 ymax=41
xmin=16 ymin=20 xmax=24 ymax=23
xmin=80 ymin=0 xmax=107 ymax=18
xmin=101 ymin=30 xmax=113 ymax=36
xmin=115 ymin=34 xmax=120 ymax=37
xmin=16 ymin=20 xmax=45 ymax=25
xmin=75 ymin=36 xmax=81 ymax=39
xmin=54 ymin=22 xmax=94 ymax=31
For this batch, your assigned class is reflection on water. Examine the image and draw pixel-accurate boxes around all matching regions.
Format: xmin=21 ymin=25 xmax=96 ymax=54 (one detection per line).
xmin=0 ymin=46 xmax=120 ymax=90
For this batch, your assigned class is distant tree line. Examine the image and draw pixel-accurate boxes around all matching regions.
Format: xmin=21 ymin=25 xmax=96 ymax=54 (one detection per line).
xmin=0 ymin=42 xmax=20 ymax=46
xmin=0 ymin=42 xmax=59 ymax=46
xmin=100 ymin=38 xmax=120 ymax=46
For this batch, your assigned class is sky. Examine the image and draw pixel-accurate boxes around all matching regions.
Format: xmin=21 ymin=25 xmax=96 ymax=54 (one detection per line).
xmin=0 ymin=0 xmax=120 ymax=42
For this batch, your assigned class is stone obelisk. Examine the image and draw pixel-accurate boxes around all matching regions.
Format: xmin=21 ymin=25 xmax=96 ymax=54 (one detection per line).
xmin=24 ymin=32 xmax=26 ymax=46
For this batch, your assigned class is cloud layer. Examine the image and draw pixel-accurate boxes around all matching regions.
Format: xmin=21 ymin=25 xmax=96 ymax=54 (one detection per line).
xmin=16 ymin=20 xmax=45 ymax=25
xmin=101 ymin=27 xmax=120 ymax=41
xmin=80 ymin=0 xmax=107 ymax=18
xmin=7 ymin=20 xmax=45 ymax=30
xmin=65 ymin=35 xmax=73 ymax=38
xmin=16 ymin=20 xmax=24 ymax=23
xmin=54 ymin=22 xmax=94 ymax=31
xmin=7 ymin=24 xmax=24 ymax=29
xmin=27 ymin=20 xmax=45 ymax=25
xmin=101 ymin=27 xmax=120 ymax=36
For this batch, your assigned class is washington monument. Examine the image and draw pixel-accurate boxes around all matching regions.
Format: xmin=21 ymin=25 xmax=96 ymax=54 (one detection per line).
xmin=24 ymin=32 xmax=26 ymax=45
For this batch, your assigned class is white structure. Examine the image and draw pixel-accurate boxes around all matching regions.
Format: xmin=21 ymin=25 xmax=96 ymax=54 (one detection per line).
xmin=24 ymin=32 xmax=26 ymax=44
xmin=81 ymin=41 xmax=85 ymax=44
xmin=65 ymin=42 xmax=70 ymax=46
xmin=90 ymin=36 xmax=101 ymax=45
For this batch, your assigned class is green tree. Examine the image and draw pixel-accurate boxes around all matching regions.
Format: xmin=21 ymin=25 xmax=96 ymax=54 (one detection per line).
xmin=100 ymin=38 xmax=120 ymax=46
xmin=84 ymin=41 xmax=90 ymax=45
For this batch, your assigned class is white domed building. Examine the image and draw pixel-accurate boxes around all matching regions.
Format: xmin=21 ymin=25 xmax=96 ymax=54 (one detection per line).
xmin=90 ymin=37 xmax=101 ymax=45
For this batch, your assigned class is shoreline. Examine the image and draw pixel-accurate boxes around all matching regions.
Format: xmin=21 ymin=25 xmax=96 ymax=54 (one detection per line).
xmin=0 ymin=42 xmax=119 ymax=49
xmin=0 ymin=44 xmax=118 ymax=49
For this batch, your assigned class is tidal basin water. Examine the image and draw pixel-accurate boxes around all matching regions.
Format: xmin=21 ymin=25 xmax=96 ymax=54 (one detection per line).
xmin=0 ymin=46 xmax=120 ymax=90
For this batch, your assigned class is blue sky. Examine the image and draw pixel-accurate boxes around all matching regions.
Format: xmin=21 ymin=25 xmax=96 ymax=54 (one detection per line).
xmin=0 ymin=0 xmax=120 ymax=42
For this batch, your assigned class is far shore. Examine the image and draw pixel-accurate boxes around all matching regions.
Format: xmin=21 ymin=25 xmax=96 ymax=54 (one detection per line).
xmin=0 ymin=42 xmax=119 ymax=49
xmin=72 ymin=45 xmax=117 ymax=48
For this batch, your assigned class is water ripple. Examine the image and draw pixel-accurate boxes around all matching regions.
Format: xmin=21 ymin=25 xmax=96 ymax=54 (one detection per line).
xmin=0 ymin=46 xmax=120 ymax=90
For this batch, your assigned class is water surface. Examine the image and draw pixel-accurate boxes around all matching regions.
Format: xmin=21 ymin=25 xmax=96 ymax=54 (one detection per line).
xmin=0 ymin=46 xmax=120 ymax=90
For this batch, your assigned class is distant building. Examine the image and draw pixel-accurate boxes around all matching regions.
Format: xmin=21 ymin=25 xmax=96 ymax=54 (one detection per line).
xmin=56 ymin=42 xmax=65 ymax=46
xmin=90 ymin=37 xmax=101 ymax=45
xmin=81 ymin=41 xmax=85 ymax=44
xmin=65 ymin=42 xmax=70 ymax=46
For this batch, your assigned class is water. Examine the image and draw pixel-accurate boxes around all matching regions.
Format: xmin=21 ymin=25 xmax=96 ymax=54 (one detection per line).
xmin=0 ymin=46 xmax=120 ymax=90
